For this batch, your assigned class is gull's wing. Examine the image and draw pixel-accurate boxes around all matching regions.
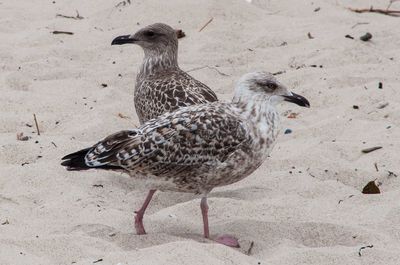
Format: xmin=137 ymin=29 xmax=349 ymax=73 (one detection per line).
xmin=61 ymin=104 xmax=251 ymax=178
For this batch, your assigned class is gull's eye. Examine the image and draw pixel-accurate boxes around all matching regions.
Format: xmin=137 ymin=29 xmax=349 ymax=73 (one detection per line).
xmin=256 ymin=80 xmax=278 ymax=90
xmin=143 ymin=30 xmax=155 ymax=37
xmin=266 ymin=82 xmax=278 ymax=90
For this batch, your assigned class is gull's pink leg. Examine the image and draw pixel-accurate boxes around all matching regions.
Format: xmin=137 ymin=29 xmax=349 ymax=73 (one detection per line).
xmin=135 ymin=189 xmax=156 ymax=235
xmin=200 ymin=196 xmax=240 ymax=248
xmin=200 ymin=197 xmax=210 ymax=238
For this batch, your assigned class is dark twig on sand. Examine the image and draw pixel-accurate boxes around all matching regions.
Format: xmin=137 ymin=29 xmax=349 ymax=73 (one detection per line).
xmin=338 ymin=194 xmax=355 ymax=204
xmin=246 ymin=241 xmax=255 ymax=255
xmin=361 ymin=146 xmax=382 ymax=153
xmin=52 ymin=31 xmax=74 ymax=35
xmin=348 ymin=7 xmax=400 ymax=16
xmin=199 ymin=17 xmax=213 ymax=32
xmin=358 ymin=245 xmax=373 ymax=256
xmin=33 ymin=114 xmax=40 ymax=136
xmin=374 ymin=162 xmax=379 ymax=172
xmin=56 ymin=10 xmax=84 ymax=20
xmin=387 ymin=0 xmax=400 ymax=10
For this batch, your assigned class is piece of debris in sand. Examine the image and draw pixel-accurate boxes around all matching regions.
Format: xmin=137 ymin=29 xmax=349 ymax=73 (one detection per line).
xmin=117 ymin=113 xmax=129 ymax=119
xmin=362 ymin=146 xmax=382 ymax=153
xmin=362 ymin=181 xmax=380 ymax=194
xmin=358 ymin=245 xmax=374 ymax=256
xmin=33 ymin=114 xmax=40 ymax=135
xmin=56 ymin=10 xmax=84 ymax=20
xmin=17 ymin=132 xmax=29 ymax=141
xmin=52 ymin=31 xmax=74 ymax=35
xmin=377 ymin=102 xmax=389 ymax=109
xmin=199 ymin=17 xmax=213 ymax=32
xmin=176 ymin=29 xmax=186 ymax=39
xmin=348 ymin=6 xmax=400 ymax=17
xmin=360 ymin=32 xmax=372 ymax=41
xmin=284 ymin=129 xmax=292 ymax=134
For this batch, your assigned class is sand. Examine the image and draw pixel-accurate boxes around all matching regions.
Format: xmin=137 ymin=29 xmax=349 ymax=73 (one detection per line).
xmin=1 ymin=0 xmax=400 ymax=264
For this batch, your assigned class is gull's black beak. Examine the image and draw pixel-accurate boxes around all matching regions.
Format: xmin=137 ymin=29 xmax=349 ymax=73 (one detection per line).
xmin=283 ymin=92 xmax=310 ymax=108
xmin=111 ymin=35 xmax=137 ymax=45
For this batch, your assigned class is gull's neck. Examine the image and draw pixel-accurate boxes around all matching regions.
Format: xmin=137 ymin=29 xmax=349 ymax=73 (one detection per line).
xmin=234 ymin=96 xmax=276 ymax=120
xmin=137 ymin=48 xmax=179 ymax=82
xmin=234 ymin=95 xmax=281 ymax=148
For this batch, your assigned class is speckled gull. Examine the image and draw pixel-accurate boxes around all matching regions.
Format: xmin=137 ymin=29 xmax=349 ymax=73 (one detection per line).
xmin=61 ymin=71 xmax=310 ymax=247
xmin=111 ymin=23 xmax=218 ymax=124
xmin=111 ymin=23 xmax=219 ymax=237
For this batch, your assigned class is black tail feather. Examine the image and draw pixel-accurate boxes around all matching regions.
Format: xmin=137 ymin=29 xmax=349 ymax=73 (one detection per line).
xmin=61 ymin=147 xmax=93 ymax=170
xmin=61 ymin=147 xmax=122 ymax=171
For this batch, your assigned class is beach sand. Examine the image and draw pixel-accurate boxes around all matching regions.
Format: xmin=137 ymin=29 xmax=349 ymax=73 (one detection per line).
xmin=1 ymin=0 xmax=400 ymax=264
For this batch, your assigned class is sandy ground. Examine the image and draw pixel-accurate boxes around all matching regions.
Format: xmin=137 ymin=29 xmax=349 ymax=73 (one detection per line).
xmin=1 ymin=0 xmax=400 ymax=264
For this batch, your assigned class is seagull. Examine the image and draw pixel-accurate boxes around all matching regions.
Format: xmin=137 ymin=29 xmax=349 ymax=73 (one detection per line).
xmin=111 ymin=23 xmax=218 ymax=124
xmin=61 ymin=71 xmax=309 ymax=247
xmin=111 ymin=23 xmax=219 ymax=235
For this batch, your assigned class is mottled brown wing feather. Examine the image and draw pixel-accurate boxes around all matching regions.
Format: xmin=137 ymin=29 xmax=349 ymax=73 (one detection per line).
xmin=84 ymin=104 xmax=250 ymax=178
xmin=134 ymin=70 xmax=218 ymax=123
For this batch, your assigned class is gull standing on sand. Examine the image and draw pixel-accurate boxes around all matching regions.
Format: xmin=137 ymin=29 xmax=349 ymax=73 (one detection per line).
xmin=111 ymin=23 xmax=218 ymax=123
xmin=61 ymin=71 xmax=310 ymax=247
xmin=111 ymin=23 xmax=219 ymax=235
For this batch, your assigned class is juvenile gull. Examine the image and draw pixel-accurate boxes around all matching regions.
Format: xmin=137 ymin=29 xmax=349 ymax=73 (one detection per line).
xmin=112 ymin=23 xmax=218 ymax=234
xmin=111 ymin=23 xmax=218 ymax=123
xmin=61 ymin=71 xmax=310 ymax=247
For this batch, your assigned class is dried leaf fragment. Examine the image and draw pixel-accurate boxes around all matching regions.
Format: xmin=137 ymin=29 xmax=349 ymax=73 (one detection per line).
xmin=362 ymin=181 xmax=380 ymax=194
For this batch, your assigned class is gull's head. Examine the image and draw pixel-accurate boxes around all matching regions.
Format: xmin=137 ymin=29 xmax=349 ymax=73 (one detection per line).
xmin=233 ymin=71 xmax=310 ymax=108
xmin=111 ymin=23 xmax=178 ymax=54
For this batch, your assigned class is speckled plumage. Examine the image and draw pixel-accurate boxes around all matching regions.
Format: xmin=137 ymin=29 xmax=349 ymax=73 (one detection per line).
xmin=115 ymin=23 xmax=218 ymax=123
xmin=135 ymin=70 xmax=218 ymax=124
xmin=82 ymin=101 xmax=277 ymax=194
xmin=61 ymin=71 xmax=310 ymax=245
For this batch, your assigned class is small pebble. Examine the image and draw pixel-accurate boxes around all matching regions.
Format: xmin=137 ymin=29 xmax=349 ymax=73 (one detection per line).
xmin=360 ymin=32 xmax=372 ymax=41
xmin=284 ymin=129 xmax=292 ymax=134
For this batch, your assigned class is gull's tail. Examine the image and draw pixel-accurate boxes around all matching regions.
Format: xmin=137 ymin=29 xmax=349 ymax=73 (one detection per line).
xmin=61 ymin=147 xmax=121 ymax=171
